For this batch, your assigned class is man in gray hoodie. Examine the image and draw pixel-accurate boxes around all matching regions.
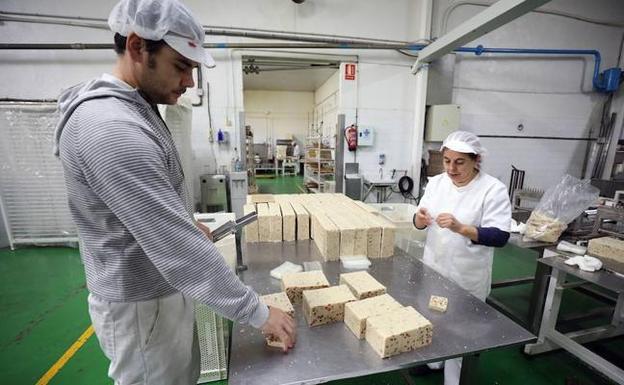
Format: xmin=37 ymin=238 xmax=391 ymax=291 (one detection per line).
xmin=54 ymin=0 xmax=295 ymax=383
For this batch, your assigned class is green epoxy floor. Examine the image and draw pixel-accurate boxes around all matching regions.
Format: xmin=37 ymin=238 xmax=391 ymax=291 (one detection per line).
xmin=1 ymin=178 xmax=622 ymax=384
xmin=1 ymin=245 xmax=621 ymax=385
xmin=256 ymin=175 xmax=305 ymax=194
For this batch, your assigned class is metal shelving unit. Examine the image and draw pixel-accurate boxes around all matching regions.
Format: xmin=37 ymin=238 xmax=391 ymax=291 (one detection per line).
xmin=304 ymin=136 xmax=335 ymax=193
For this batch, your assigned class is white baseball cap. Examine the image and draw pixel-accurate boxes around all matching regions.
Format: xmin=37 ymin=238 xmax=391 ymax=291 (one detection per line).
xmin=440 ymin=131 xmax=486 ymax=156
xmin=108 ymin=0 xmax=216 ymax=68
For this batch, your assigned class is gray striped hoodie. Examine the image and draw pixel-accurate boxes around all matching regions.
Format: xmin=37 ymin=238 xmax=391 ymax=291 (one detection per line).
xmin=54 ymin=74 xmax=268 ymax=328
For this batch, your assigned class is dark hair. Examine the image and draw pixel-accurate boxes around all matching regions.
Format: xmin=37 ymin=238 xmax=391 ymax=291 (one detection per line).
xmin=113 ymin=33 xmax=167 ymax=55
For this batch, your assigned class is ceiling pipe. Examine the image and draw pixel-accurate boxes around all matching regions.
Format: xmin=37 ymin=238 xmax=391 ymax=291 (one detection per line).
xmin=1 ymin=10 xmax=615 ymax=92
xmin=0 ymin=11 xmax=412 ymax=46
xmin=0 ymin=41 xmax=606 ymax=88
xmin=0 ymin=42 xmax=424 ymax=50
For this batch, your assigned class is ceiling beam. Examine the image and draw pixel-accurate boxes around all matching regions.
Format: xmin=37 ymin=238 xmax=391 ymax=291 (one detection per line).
xmin=412 ymin=0 xmax=551 ymax=73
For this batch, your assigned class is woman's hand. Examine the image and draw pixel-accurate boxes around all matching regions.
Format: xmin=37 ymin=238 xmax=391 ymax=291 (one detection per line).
xmin=436 ymin=213 xmax=479 ymax=242
xmin=414 ymin=207 xmax=433 ymax=229
xmin=436 ymin=213 xmax=464 ymax=233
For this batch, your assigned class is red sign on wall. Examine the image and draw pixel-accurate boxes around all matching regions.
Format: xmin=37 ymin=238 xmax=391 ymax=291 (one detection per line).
xmin=344 ymin=63 xmax=356 ymax=80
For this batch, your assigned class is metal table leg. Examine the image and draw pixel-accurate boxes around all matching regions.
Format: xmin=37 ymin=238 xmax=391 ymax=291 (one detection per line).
xmin=524 ymin=268 xmax=624 ymax=384
xmin=459 ymin=354 xmax=480 ymax=385
xmin=527 ymin=262 xmax=553 ymax=334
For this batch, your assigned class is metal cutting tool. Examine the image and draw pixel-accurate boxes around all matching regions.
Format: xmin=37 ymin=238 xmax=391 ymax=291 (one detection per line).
xmin=203 ymin=211 xmax=257 ymax=242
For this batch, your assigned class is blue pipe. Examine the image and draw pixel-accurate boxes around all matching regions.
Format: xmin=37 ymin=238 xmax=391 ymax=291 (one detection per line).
xmin=405 ymin=43 xmax=605 ymax=91
xmin=453 ymin=45 xmax=602 ymax=90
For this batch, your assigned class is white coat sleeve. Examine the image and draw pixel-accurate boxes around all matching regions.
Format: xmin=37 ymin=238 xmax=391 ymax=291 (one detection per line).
xmin=481 ymin=183 xmax=512 ymax=232
xmin=418 ymin=178 xmax=435 ymax=210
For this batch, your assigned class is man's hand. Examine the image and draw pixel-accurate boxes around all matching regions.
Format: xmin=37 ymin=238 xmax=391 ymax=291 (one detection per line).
xmin=195 ymin=221 xmax=213 ymax=241
xmin=261 ymin=307 xmax=296 ymax=352
xmin=414 ymin=207 xmax=433 ymax=229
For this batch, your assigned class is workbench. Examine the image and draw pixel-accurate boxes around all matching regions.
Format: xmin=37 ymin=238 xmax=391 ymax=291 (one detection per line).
xmin=229 ymin=241 xmax=535 ymax=385
xmin=524 ymin=256 xmax=624 ymax=384
xmin=487 ymin=233 xmax=557 ymax=330
xmin=362 ymin=177 xmax=396 ymax=203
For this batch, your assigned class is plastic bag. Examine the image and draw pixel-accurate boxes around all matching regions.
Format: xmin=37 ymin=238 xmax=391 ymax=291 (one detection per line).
xmin=524 ymin=175 xmax=599 ymax=242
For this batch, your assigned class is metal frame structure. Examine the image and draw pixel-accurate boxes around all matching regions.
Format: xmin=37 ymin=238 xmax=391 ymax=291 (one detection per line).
xmin=524 ymin=256 xmax=624 ymax=384
xmin=412 ymin=0 xmax=552 ymax=72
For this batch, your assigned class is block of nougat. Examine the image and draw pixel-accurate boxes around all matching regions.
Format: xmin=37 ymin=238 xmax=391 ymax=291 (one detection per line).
xmin=375 ymin=216 xmax=396 ymax=258
xmin=280 ymin=202 xmax=296 ymax=242
xmin=256 ymin=203 xmax=271 ymax=241
xmin=250 ymin=194 xmax=275 ymax=204
xmin=260 ymin=292 xmax=296 ymax=348
xmin=243 ymin=204 xmax=259 ymax=243
xmin=428 ymin=295 xmax=448 ymax=312
xmin=281 ymin=270 xmax=330 ymax=304
xmin=260 ymin=292 xmax=295 ymax=317
xmin=302 ymin=285 xmax=356 ymax=327
xmin=588 ymin=236 xmax=624 ymax=273
xmin=305 ymin=204 xmax=340 ymax=261
xmin=290 ymin=201 xmax=310 ymax=240
xmin=344 ymin=294 xmax=403 ymax=339
xmin=339 ymin=271 xmax=386 ymax=299
xmin=366 ymin=306 xmax=433 ymax=358
xmin=267 ymin=202 xmax=283 ymax=242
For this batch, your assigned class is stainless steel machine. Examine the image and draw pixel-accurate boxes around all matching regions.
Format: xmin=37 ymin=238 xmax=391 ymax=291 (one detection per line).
xmin=200 ymin=174 xmax=228 ymax=213
xmin=344 ymin=162 xmax=362 ymax=200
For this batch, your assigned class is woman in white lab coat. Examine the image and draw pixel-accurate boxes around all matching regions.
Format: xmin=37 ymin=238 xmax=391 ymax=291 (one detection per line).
xmin=413 ymin=131 xmax=512 ymax=385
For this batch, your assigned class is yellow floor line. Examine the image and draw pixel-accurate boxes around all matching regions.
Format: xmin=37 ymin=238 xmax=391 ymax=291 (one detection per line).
xmin=35 ymin=325 xmax=95 ymax=385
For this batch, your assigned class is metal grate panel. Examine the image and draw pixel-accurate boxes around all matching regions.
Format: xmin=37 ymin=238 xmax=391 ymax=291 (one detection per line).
xmin=195 ymin=303 xmax=229 ymax=383
xmin=0 ymin=102 xmax=78 ymax=249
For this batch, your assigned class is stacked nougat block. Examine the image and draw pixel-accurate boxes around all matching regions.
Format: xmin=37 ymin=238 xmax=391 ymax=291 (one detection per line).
xmin=303 ymin=285 xmax=356 ymax=326
xmin=340 ymin=271 xmax=433 ymax=358
xmin=244 ymin=193 xmax=396 ymax=262
xmin=281 ymin=270 xmax=330 ymax=304
xmin=366 ymin=306 xmax=433 ymax=358
xmin=276 ymin=268 xmax=434 ymax=359
xmin=340 ymin=271 xmax=386 ymax=299
xmin=344 ymin=294 xmax=403 ymax=339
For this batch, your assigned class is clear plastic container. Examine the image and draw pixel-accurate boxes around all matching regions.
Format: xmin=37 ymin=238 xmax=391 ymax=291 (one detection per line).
xmin=369 ymin=203 xmax=427 ymax=254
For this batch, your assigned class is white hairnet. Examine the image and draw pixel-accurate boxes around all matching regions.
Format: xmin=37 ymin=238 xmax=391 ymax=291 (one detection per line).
xmin=440 ymin=131 xmax=487 ymax=158
xmin=108 ymin=0 xmax=215 ymax=68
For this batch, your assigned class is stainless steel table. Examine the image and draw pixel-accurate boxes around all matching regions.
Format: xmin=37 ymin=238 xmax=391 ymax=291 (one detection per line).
xmin=487 ymin=233 xmax=557 ymax=330
xmin=362 ymin=177 xmax=396 ymax=203
xmin=229 ymin=241 xmax=535 ymax=385
xmin=524 ymin=256 xmax=624 ymax=384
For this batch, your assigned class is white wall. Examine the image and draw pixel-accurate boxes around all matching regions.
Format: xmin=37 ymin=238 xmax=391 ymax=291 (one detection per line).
xmin=340 ymin=61 xmax=417 ymax=181
xmin=313 ymin=69 xmax=339 ymax=138
xmin=2 ymin=0 xmax=624 ymax=205
xmin=431 ymin=0 xmax=624 ymax=190
xmin=0 ymin=0 xmax=424 ymax=205
xmin=244 ymin=90 xmax=313 ymax=144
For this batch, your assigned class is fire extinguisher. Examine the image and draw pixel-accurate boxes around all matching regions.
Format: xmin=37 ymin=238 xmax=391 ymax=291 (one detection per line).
xmin=344 ymin=124 xmax=358 ymax=152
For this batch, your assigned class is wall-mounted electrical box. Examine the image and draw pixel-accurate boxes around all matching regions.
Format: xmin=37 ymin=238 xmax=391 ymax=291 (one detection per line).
xmin=358 ymin=126 xmax=374 ymax=146
xmin=425 ymin=104 xmax=461 ymax=142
